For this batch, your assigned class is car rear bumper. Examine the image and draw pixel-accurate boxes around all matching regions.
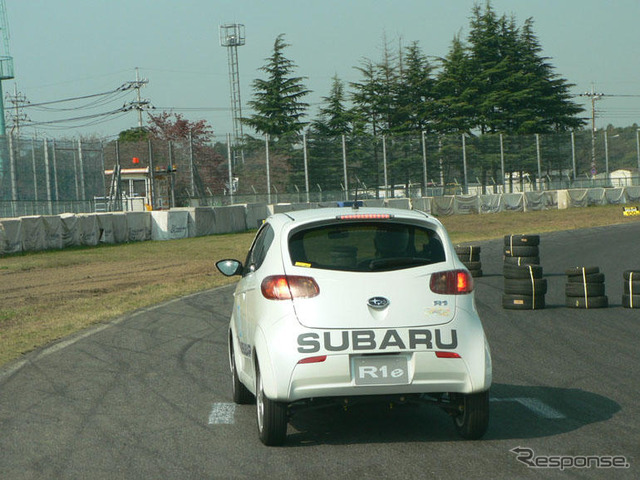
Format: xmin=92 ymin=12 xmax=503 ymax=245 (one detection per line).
xmin=287 ymin=351 xmax=480 ymax=401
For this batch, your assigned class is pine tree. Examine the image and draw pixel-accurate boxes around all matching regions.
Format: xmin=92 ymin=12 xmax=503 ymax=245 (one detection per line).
xmin=433 ymin=35 xmax=475 ymax=134
xmin=308 ymin=76 xmax=352 ymax=190
xmin=243 ymin=34 xmax=310 ymax=138
xmin=393 ymin=41 xmax=436 ymax=134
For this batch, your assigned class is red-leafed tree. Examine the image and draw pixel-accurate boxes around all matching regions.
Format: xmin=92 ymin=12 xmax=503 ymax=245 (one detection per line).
xmin=146 ymin=112 xmax=214 ymax=145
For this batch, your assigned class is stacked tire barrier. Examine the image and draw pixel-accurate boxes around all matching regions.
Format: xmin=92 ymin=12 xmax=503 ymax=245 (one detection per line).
xmin=565 ymin=266 xmax=608 ymax=309
xmin=622 ymin=270 xmax=640 ymax=309
xmin=455 ymin=245 xmax=482 ymax=277
xmin=502 ymin=234 xmax=545 ymax=310
xmin=502 ymin=263 xmax=546 ymax=310
xmin=503 ymin=234 xmax=540 ymax=266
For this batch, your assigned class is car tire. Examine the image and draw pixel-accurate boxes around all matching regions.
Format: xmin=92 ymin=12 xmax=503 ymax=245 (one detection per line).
xmin=503 ymin=245 xmax=539 ymax=257
xmin=504 ymin=278 xmax=548 ymax=295
xmin=462 ymin=261 xmax=482 ymax=271
xmin=565 ymin=282 xmax=606 ymax=297
xmin=623 ymin=281 xmax=640 ymax=294
xmin=503 ymin=255 xmax=540 ymax=266
xmin=455 ymin=245 xmax=481 ymax=262
xmin=566 ymin=272 xmax=605 ymax=284
xmin=452 ymin=390 xmax=490 ymax=440
xmin=622 ymin=294 xmax=640 ymax=309
xmin=229 ymin=334 xmax=254 ymax=405
xmin=502 ymin=294 xmax=545 ymax=310
xmin=504 ymin=234 xmax=540 ymax=247
xmin=256 ymin=362 xmax=288 ymax=446
xmin=467 ymin=268 xmax=483 ymax=278
xmin=565 ymin=266 xmax=599 ymax=276
xmin=565 ymin=295 xmax=609 ymax=309
xmin=503 ymin=264 xmax=543 ymax=279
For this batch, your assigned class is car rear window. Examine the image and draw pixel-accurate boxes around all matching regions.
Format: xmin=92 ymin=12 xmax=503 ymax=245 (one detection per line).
xmin=288 ymin=221 xmax=446 ymax=272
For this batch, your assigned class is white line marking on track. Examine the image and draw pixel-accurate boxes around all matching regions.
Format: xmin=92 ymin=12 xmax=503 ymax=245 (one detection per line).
xmin=208 ymin=403 xmax=236 ymax=424
xmin=491 ymin=397 xmax=566 ymax=419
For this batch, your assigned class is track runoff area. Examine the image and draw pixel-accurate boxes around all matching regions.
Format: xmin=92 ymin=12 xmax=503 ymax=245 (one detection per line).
xmin=0 ymin=222 xmax=637 ymax=478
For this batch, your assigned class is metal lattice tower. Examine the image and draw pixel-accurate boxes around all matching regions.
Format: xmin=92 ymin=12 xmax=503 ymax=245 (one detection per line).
xmin=0 ymin=0 xmax=15 ymax=137
xmin=219 ymin=24 xmax=245 ymax=163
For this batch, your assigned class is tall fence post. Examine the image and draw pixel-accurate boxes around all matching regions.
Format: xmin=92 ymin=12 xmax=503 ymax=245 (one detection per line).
xmin=265 ymin=134 xmax=271 ymax=204
xmin=169 ymin=141 xmax=175 ymax=208
xmin=8 ymin=135 xmax=17 ymax=202
xmin=536 ymin=134 xmax=542 ymax=191
xmin=189 ymin=129 xmax=196 ymax=198
xmin=52 ymin=139 xmax=60 ymax=203
xmin=462 ymin=134 xmax=468 ymax=195
xmin=31 ymin=139 xmax=38 ymax=202
xmin=571 ymin=131 xmax=577 ymax=182
xmin=342 ymin=134 xmax=348 ymax=201
xmin=227 ymin=133 xmax=234 ymax=205
xmin=78 ymin=139 xmax=86 ymax=201
xmin=147 ymin=139 xmax=155 ymax=210
xmin=303 ymin=132 xmax=310 ymax=203
xmin=604 ymin=130 xmax=610 ymax=185
xmin=421 ymin=131 xmax=428 ymax=197
xmin=499 ymin=133 xmax=505 ymax=194
xmin=382 ymin=135 xmax=388 ymax=197
xmin=636 ymin=129 xmax=640 ymax=182
xmin=44 ymin=138 xmax=52 ymax=214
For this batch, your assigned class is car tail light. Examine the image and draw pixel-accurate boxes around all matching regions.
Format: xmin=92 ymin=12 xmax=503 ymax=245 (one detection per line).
xmin=261 ymin=275 xmax=320 ymax=300
xmin=336 ymin=213 xmax=392 ymax=220
xmin=430 ymin=269 xmax=473 ymax=294
xmin=435 ymin=351 xmax=461 ymax=359
xmin=297 ymin=355 xmax=327 ymax=364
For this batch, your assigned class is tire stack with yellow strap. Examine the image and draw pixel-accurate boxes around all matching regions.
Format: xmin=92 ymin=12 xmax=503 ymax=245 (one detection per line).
xmin=502 ymin=234 xmax=545 ymax=310
xmin=455 ymin=245 xmax=482 ymax=277
xmin=565 ymin=266 xmax=608 ymax=309
xmin=622 ymin=270 xmax=640 ymax=308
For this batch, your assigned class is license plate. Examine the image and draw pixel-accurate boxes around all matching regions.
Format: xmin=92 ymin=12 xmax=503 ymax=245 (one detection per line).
xmin=352 ymin=355 xmax=409 ymax=386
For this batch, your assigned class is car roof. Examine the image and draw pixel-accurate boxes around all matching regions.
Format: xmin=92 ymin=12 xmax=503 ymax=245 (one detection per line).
xmin=268 ymin=207 xmax=437 ymax=230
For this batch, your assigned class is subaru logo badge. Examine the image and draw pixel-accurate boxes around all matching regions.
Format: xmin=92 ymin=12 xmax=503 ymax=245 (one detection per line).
xmin=367 ymin=296 xmax=390 ymax=310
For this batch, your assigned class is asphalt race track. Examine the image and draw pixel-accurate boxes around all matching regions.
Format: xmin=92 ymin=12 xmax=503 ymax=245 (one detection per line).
xmin=1 ymin=222 xmax=639 ymax=479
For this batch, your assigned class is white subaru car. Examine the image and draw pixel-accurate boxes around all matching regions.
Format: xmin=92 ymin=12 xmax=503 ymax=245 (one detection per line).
xmin=216 ymin=206 xmax=492 ymax=446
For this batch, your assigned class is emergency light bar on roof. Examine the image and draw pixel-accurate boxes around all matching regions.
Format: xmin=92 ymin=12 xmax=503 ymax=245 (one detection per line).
xmin=336 ymin=213 xmax=393 ymax=220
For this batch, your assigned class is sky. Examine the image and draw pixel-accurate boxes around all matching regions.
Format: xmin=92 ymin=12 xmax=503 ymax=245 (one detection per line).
xmin=4 ymin=0 xmax=640 ymax=141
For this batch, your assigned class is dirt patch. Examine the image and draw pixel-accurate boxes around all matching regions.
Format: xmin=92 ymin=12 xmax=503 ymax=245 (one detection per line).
xmin=0 ymin=259 xmax=213 ymax=311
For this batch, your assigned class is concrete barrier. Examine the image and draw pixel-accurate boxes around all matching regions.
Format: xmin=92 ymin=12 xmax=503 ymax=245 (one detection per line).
xmin=386 ymin=198 xmax=411 ymax=210
xmin=151 ymin=210 xmax=189 ymax=241
xmin=245 ymin=203 xmax=271 ymax=229
xmin=362 ymin=199 xmax=385 ymax=208
xmin=411 ymin=197 xmax=432 ymax=214
xmin=0 ymin=218 xmax=22 ymax=254
xmin=78 ymin=214 xmax=100 ymax=246
xmin=43 ymin=215 xmax=64 ymax=250
xmin=60 ymin=214 xmax=81 ymax=247
xmin=96 ymin=213 xmax=115 ymax=244
xmin=112 ymin=212 xmax=128 ymax=244
xmin=212 ymin=205 xmax=247 ymax=234
xmin=21 ymin=216 xmax=47 ymax=252
xmin=125 ymin=211 xmax=151 ymax=242
xmin=173 ymin=207 xmax=216 ymax=237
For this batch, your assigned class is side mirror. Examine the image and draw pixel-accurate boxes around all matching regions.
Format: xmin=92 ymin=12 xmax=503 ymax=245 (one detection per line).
xmin=216 ymin=259 xmax=243 ymax=277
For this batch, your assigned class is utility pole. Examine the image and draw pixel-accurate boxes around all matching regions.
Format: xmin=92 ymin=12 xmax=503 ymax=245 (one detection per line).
xmin=579 ymin=85 xmax=605 ymax=176
xmin=125 ymin=67 xmax=151 ymax=128
xmin=6 ymin=83 xmax=29 ymax=136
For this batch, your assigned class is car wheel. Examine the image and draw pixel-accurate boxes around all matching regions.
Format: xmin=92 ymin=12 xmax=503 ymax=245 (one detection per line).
xmin=256 ymin=362 xmax=288 ymax=446
xmin=229 ymin=334 xmax=253 ymax=405
xmin=452 ymin=390 xmax=490 ymax=440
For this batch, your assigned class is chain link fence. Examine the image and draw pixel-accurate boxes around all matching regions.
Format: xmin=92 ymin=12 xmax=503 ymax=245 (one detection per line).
xmin=1 ymin=130 xmax=639 ymax=217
